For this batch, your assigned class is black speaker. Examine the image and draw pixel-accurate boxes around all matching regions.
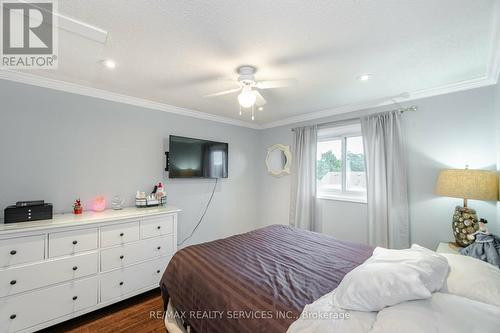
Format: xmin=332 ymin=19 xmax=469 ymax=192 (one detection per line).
xmin=4 ymin=203 xmax=53 ymax=223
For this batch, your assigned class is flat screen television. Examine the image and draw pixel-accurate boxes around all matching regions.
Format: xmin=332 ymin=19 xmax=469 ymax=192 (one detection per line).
xmin=168 ymin=135 xmax=228 ymax=178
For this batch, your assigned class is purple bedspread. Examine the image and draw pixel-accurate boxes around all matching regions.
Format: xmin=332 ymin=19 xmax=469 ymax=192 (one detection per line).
xmin=160 ymin=224 xmax=373 ymax=333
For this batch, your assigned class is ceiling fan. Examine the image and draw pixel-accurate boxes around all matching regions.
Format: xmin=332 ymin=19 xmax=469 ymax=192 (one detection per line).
xmin=204 ymin=65 xmax=296 ymax=120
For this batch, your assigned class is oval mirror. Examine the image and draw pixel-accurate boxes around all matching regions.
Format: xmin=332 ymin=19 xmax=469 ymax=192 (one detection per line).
xmin=266 ymin=144 xmax=291 ymax=176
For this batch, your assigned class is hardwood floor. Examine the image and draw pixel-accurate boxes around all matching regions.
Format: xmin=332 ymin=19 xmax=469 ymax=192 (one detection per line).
xmin=39 ymin=289 xmax=166 ymax=333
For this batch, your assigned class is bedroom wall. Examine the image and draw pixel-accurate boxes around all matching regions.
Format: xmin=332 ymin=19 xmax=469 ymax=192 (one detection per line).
xmin=495 ymin=80 xmax=500 ymax=230
xmin=258 ymin=86 xmax=498 ymax=250
xmin=1 ymin=79 xmax=497 ymax=251
xmin=257 ymin=124 xmax=369 ymax=244
xmin=404 ymin=87 xmax=498 ymax=248
xmin=0 ymin=79 xmax=260 ymax=247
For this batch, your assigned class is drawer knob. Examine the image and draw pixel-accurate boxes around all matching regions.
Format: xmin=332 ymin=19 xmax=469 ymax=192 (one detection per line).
xmin=72 ymin=296 xmax=78 ymax=301
xmin=119 ymin=281 xmax=124 ymax=286
xmin=10 ymin=250 xmax=16 ymax=255
xmin=10 ymin=280 xmax=16 ymax=285
xmin=72 ymin=240 xmax=78 ymax=245
xmin=157 ymin=226 xmax=161 ymax=230
xmin=10 ymin=314 xmax=16 ymax=320
xmin=72 ymin=266 xmax=78 ymax=271
xmin=156 ymin=270 xmax=160 ymax=274
xmin=157 ymin=246 xmax=161 ymax=250
xmin=119 ymin=233 xmax=124 ymax=237
xmin=120 ymin=255 xmax=124 ymax=259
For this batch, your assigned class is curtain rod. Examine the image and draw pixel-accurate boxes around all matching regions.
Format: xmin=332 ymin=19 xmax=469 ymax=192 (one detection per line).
xmin=291 ymin=105 xmax=418 ymax=132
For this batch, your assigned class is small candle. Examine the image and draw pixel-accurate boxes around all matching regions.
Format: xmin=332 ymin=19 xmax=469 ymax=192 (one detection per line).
xmin=92 ymin=196 xmax=106 ymax=212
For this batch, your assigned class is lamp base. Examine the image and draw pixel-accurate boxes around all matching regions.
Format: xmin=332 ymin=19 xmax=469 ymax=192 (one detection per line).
xmin=452 ymin=206 xmax=479 ymax=247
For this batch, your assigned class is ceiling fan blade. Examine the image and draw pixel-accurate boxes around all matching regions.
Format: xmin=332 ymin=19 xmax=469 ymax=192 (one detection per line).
xmin=254 ymin=90 xmax=267 ymax=106
xmin=215 ymin=76 xmax=238 ymax=81
xmin=203 ymin=87 xmax=241 ymax=98
xmin=255 ymin=78 xmax=297 ymax=89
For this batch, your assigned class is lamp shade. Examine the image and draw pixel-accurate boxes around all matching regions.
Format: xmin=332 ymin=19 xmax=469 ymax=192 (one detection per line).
xmin=435 ymin=169 xmax=499 ymax=201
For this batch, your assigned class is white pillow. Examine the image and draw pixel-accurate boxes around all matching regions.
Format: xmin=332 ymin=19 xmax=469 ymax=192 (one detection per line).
xmin=333 ymin=244 xmax=449 ymax=311
xmin=372 ymin=244 xmax=450 ymax=292
xmin=440 ymin=253 xmax=500 ymax=307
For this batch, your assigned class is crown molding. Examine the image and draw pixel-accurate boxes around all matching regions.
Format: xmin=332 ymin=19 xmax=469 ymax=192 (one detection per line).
xmin=260 ymin=76 xmax=496 ymax=129
xmin=0 ymin=70 xmax=261 ymax=130
xmin=263 ymin=6 xmax=500 ymax=129
xmin=2 ymin=69 xmax=495 ymax=131
xmin=2 ymin=4 xmax=500 ymax=134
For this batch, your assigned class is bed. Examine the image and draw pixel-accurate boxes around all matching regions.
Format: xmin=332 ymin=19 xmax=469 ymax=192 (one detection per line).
xmin=160 ymin=224 xmax=373 ymax=333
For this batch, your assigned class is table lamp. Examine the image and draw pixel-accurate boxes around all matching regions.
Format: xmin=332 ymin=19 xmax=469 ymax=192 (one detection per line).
xmin=435 ymin=167 xmax=498 ymax=247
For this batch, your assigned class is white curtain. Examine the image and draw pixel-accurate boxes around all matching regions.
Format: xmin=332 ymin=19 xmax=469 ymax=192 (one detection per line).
xmin=290 ymin=125 xmax=318 ymax=231
xmin=361 ymin=111 xmax=409 ymax=249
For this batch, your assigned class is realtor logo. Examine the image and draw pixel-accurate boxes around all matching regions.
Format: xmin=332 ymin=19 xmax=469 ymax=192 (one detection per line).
xmin=1 ymin=0 xmax=58 ymax=68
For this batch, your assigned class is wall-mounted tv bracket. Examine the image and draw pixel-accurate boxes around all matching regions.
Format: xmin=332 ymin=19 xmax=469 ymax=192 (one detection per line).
xmin=165 ymin=152 xmax=170 ymax=172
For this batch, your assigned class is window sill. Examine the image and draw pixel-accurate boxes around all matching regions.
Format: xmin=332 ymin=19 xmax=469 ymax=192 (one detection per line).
xmin=316 ymin=194 xmax=367 ymax=204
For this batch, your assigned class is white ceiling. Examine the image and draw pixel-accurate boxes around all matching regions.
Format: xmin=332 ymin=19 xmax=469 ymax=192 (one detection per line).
xmin=5 ymin=0 xmax=500 ymax=127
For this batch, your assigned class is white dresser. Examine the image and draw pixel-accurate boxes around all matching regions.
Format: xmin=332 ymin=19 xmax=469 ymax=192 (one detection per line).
xmin=0 ymin=206 xmax=180 ymax=333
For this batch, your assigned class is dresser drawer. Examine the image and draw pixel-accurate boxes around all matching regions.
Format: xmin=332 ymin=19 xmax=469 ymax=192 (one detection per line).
xmin=141 ymin=215 xmax=174 ymax=239
xmin=0 ymin=276 xmax=98 ymax=333
xmin=0 ymin=235 xmax=45 ymax=268
xmin=100 ymin=235 xmax=174 ymax=272
xmin=0 ymin=252 xmax=98 ymax=297
xmin=100 ymin=256 xmax=171 ymax=302
xmin=49 ymin=228 xmax=98 ymax=258
xmin=100 ymin=222 xmax=140 ymax=248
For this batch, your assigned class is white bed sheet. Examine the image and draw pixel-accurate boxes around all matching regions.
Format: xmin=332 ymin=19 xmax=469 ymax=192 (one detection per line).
xmin=164 ymin=299 xmax=188 ymax=333
xmin=287 ymin=290 xmax=500 ymax=333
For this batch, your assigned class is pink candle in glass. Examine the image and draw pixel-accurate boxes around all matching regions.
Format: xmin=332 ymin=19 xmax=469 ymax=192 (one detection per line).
xmin=92 ymin=196 xmax=106 ymax=212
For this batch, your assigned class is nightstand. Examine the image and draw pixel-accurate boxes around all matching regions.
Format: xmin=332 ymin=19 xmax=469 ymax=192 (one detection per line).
xmin=436 ymin=242 xmax=460 ymax=254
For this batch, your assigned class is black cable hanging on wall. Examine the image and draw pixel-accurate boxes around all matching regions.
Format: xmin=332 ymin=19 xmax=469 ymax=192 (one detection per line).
xmin=177 ymin=178 xmax=218 ymax=246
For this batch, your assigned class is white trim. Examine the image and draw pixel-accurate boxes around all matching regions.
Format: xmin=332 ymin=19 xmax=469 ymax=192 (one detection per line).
xmin=261 ymin=5 xmax=500 ymax=130
xmin=317 ymin=127 xmax=367 ymax=202
xmin=316 ymin=193 xmax=367 ymax=204
xmin=0 ymin=70 xmax=495 ymax=131
xmin=318 ymin=123 xmax=361 ymax=140
xmin=410 ymin=76 xmax=497 ymax=98
xmin=260 ymin=76 xmax=496 ymax=129
xmin=1 ymin=8 xmax=500 ymax=134
xmin=56 ymin=13 xmax=109 ymax=44
xmin=341 ymin=137 xmax=347 ymax=193
xmin=0 ymin=70 xmax=261 ymax=130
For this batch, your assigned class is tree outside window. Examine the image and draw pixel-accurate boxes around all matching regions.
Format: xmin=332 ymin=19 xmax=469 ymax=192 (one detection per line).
xmin=316 ymin=129 xmax=366 ymax=201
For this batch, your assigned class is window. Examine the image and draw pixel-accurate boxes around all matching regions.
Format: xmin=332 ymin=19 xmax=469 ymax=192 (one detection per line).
xmin=316 ymin=123 xmax=367 ymax=202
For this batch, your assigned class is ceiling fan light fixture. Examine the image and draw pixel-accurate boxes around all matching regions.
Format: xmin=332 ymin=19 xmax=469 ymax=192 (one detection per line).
xmin=238 ymin=89 xmax=256 ymax=108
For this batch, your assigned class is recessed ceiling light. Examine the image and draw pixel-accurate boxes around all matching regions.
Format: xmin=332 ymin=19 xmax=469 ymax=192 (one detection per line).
xmin=102 ymin=59 xmax=117 ymax=69
xmin=258 ymin=107 xmax=264 ymax=111
xmin=358 ymin=73 xmax=373 ymax=81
